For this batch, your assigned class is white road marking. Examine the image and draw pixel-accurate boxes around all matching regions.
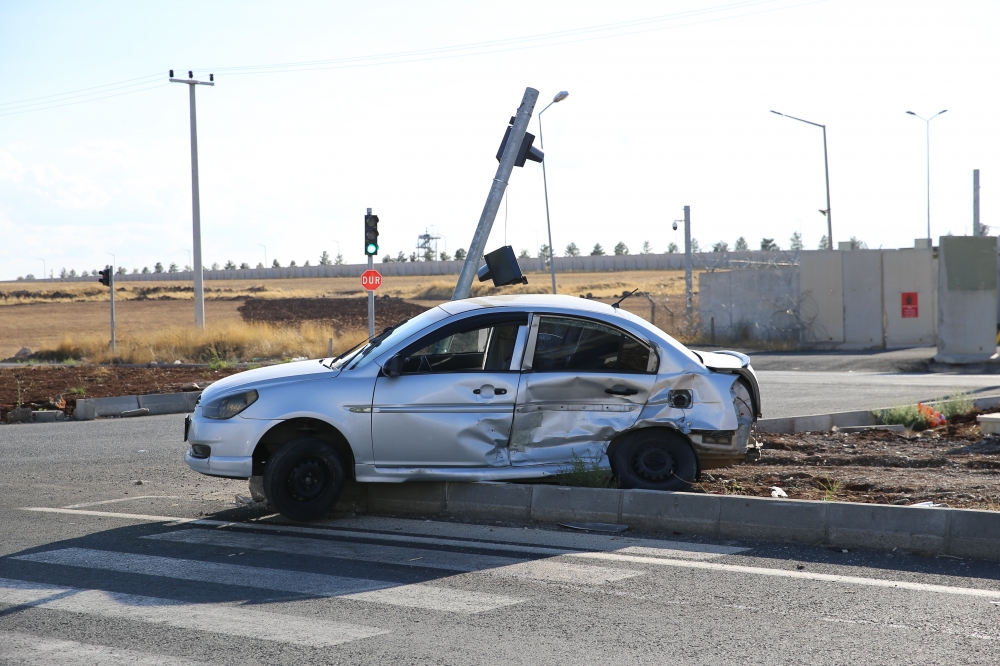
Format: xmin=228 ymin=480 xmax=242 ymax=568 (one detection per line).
xmin=488 ymin=560 xmax=641 ymax=584
xmin=0 ymin=631 xmax=207 ymax=665
xmin=569 ymin=552 xmax=1000 ymax=599
xmin=143 ymin=528 xmax=530 ymax=572
xmin=63 ymin=496 xmax=182 ymax=509
xmin=0 ymin=578 xmax=386 ymax=648
xmin=344 ymin=585 xmax=522 ymax=613
xmin=22 ymin=507 xmax=745 ymax=560
xmin=14 ymin=548 xmax=524 ymax=614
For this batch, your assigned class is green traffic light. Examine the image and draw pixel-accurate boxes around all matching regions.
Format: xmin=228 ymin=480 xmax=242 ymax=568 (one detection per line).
xmin=366 ymin=243 xmax=379 ymax=255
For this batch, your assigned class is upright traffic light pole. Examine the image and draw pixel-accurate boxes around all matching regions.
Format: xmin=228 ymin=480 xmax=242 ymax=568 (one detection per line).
xmin=170 ymin=70 xmax=214 ymax=328
xmin=98 ymin=266 xmax=115 ymax=352
xmin=364 ymin=208 xmax=379 ymax=337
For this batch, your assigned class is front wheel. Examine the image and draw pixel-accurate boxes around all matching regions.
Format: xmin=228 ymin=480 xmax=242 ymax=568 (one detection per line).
xmin=612 ymin=429 xmax=697 ymax=491
xmin=263 ymin=438 xmax=346 ymax=521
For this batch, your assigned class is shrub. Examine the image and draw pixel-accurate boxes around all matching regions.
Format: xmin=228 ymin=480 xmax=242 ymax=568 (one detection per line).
xmin=557 ymin=453 xmax=619 ymax=488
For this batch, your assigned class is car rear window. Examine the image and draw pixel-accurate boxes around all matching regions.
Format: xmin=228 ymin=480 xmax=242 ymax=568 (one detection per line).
xmin=532 ymin=316 xmax=652 ymax=373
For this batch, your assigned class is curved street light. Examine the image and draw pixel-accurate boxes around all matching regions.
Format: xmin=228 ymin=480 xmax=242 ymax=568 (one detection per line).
xmin=906 ymin=110 xmax=948 ymax=241
xmin=771 ymin=110 xmax=833 ymax=249
xmin=539 ymin=91 xmax=569 ymax=294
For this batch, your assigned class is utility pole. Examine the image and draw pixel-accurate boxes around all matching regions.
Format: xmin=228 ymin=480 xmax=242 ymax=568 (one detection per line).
xmin=683 ymin=206 xmax=692 ymax=329
xmin=973 ymin=169 xmax=981 ymax=236
xmin=453 ymin=87 xmax=539 ymax=300
xmin=770 ymin=111 xmax=833 ymax=247
xmin=170 ymin=70 xmax=214 ymax=328
xmin=110 ymin=266 xmax=116 ymax=353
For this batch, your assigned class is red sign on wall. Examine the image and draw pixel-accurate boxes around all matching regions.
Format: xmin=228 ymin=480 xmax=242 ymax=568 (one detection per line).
xmin=361 ymin=269 xmax=382 ymax=291
xmin=901 ymin=292 xmax=919 ymax=318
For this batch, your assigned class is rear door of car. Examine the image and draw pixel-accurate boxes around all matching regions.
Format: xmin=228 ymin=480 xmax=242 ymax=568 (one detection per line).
xmin=371 ymin=312 xmax=529 ymax=467
xmin=510 ymin=314 xmax=658 ymax=466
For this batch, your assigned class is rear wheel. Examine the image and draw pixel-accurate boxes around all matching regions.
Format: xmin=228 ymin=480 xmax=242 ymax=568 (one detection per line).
xmin=263 ymin=437 xmax=346 ymax=521
xmin=612 ymin=429 xmax=697 ymax=491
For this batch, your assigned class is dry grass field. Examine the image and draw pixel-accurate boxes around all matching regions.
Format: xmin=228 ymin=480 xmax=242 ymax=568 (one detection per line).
xmin=0 ymin=269 xmax=703 ymax=361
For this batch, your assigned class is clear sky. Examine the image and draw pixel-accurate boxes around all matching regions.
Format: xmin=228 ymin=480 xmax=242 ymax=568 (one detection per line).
xmin=1 ymin=0 xmax=996 ymax=279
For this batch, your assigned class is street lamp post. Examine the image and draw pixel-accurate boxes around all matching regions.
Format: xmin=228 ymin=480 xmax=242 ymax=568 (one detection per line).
xmin=771 ymin=110 xmax=833 ymax=248
xmin=906 ymin=110 xmax=948 ymax=241
xmin=258 ymin=244 xmax=267 ymax=268
xmin=170 ymin=70 xmax=214 ymax=329
xmin=538 ymin=91 xmax=568 ymax=294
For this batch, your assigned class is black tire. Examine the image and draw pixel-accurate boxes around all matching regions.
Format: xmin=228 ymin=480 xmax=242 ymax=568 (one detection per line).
xmin=262 ymin=437 xmax=346 ymax=521
xmin=612 ymin=429 xmax=697 ymax=491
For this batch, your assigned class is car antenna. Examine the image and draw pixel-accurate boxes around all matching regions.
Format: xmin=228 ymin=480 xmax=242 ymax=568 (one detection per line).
xmin=611 ymin=288 xmax=638 ymax=309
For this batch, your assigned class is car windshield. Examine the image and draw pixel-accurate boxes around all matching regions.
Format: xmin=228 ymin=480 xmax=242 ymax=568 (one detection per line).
xmin=341 ymin=308 xmax=445 ymax=370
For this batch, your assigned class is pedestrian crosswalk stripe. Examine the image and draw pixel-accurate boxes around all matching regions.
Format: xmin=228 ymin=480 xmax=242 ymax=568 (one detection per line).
xmin=14 ymin=548 xmax=525 ymax=614
xmin=143 ymin=528 xmax=530 ymax=572
xmin=0 ymin=578 xmax=387 ymax=648
xmin=488 ymin=559 xmax=641 ymax=584
xmin=0 ymin=631 xmax=206 ymax=666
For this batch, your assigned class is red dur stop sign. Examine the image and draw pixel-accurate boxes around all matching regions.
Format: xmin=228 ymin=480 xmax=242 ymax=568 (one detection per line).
xmin=361 ymin=269 xmax=382 ymax=291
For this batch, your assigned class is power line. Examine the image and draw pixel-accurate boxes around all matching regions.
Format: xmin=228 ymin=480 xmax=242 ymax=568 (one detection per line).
xmin=0 ymin=73 xmax=162 ymax=109
xmin=0 ymin=82 xmax=170 ymax=118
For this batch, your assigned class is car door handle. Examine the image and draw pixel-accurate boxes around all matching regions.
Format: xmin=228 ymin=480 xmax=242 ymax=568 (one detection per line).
xmin=473 ymin=388 xmax=507 ymax=395
xmin=605 ymin=385 xmax=639 ymax=396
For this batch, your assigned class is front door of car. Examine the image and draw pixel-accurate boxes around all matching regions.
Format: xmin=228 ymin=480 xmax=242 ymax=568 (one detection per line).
xmin=510 ymin=314 xmax=658 ymax=466
xmin=371 ymin=313 xmax=529 ymax=467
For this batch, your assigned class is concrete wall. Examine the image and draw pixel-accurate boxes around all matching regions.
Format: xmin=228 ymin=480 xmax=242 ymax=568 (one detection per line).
xmin=698 ymin=268 xmax=799 ymax=340
xmin=798 ymin=251 xmax=844 ymax=343
xmin=936 ymin=236 xmax=998 ymax=363
xmin=7 ymin=250 xmax=802 ymax=284
xmin=842 ymin=250 xmax=884 ymax=348
xmin=883 ymin=248 xmax=936 ymax=347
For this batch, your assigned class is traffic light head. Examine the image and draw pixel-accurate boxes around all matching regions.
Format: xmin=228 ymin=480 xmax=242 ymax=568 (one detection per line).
xmin=97 ymin=267 xmax=112 ymax=288
xmin=477 ymin=245 xmax=528 ymax=288
xmin=364 ymin=213 xmax=380 ymax=255
xmin=495 ymin=117 xmax=544 ymax=167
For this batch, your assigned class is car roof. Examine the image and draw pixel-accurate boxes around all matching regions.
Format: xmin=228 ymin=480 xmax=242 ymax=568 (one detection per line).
xmin=438 ymin=293 xmax=619 ymax=316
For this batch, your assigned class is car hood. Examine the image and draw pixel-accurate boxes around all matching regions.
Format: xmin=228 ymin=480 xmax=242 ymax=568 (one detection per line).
xmin=201 ymin=360 xmax=338 ymax=401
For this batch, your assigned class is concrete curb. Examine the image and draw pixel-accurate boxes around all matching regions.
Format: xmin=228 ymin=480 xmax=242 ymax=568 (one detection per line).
xmin=74 ymin=391 xmax=200 ymax=420
xmin=757 ymin=394 xmax=1000 ymax=434
xmin=331 ymin=481 xmax=1000 ymax=562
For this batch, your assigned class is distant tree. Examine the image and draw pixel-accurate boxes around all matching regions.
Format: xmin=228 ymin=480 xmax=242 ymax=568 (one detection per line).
xmin=667 ymin=242 xmax=679 ymax=253
xmin=131 ymin=268 xmax=139 ymax=274
xmin=613 ymin=242 xmax=629 ymax=256
xmin=335 ymin=254 xmax=344 ymax=265
xmin=409 ymin=252 xmax=417 ymax=262
xmin=641 ymin=241 xmax=653 ymax=254
xmin=272 ymin=259 xmax=281 ymax=268
xmin=59 ymin=268 xmax=67 ymax=278
xmin=690 ymin=238 xmax=701 ymax=252
xmin=154 ymin=262 xmax=164 ymax=273
xmin=711 ymin=241 xmax=729 ymax=253
xmin=565 ymin=242 xmax=580 ymax=257
xmin=789 ymin=231 xmax=803 ymax=251
xmin=239 ymin=262 xmax=250 ymax=269
xmin=183 ymin=264 xmax=191 ymax=272
xmin=69 ymin=269 xmax=78 ymax=277
xmin=116 ymin=266 xmax=127 ymax=275
xmin=303 ymin=260 xmax=311 ymax=267
xmin=818 ymin=235 xmax=830 ymax=250
xmin=759 ymin=238 xmax=778 ymax=251
xmin=289 ymin=260 xmax=297 ymax=267
xmin=319 ymin=251 xmax=332 ymax=266
xmin=848 ymin=236 xmax=867 ymax=249
xmin=440 ymin=251 xmax=452 ymax=261
xmin=590 ymin=243 xmax=606 ymax=256
xmin=518 ymin=249 xmax=531 ymax=259
xmin=141 ymin=267 xmax=150 ymax=274
xmin=256 ymin=262 xmax=264 ymax=269
xmin=23 ymin=274 xmax=34 ymax=280
xmin=382 ymin=255 xmax=393 ymax=263
xmin=396 ymin=250 xmax=407 ymax=262
xmin=210 ymin=262 xmax=220 ymax=270
xmin=734 ymin=236 xmax=749 ymax=251
xmin=454 ymin=248 xmax=467 ymax=261
xmin=538 ymin=244 xmax=550 ymax=259
xmin=168 ymin=262 xmax=179 ymax=272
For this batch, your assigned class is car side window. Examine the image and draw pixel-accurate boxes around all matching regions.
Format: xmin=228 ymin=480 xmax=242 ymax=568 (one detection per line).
xmin=531 ymin=316 xmax=652 ymax=373
xmin=401 ymin=322 xmax=523 ymax=373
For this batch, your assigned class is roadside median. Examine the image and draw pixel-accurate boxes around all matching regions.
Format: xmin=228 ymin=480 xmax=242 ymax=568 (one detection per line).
xmin=332 ymin=481 xmax=1000 ymax=562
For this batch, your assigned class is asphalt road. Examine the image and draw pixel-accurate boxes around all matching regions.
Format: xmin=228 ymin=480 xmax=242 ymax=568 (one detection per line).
xmin=2 ymin=415 xmax=999 ymax=665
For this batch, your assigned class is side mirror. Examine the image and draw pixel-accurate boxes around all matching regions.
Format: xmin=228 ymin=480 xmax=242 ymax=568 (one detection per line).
xmin=383 ymin=354 xmax=402 ymax=377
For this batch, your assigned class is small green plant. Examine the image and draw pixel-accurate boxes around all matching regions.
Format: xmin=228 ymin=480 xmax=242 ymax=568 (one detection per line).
xmin=15 ymin=378 xmax=23 ymax=409
xmin=208 ymin=349 xmax=230 ymax=370
xmin=876 ymin=404 xmax=927 ymax=430
xmin=68 ymin=387 xmax=87 ymax=396
xmin=720 ymin=479 xmax=747 ymax=495
xmin=557 ymin=453 xmax=619 ymax=488
xmin=63 ymin=358 xmax=78 ymax=366
xmin=816 ymin=477 xmax=841 ymax=501
xmin=939 ymin=392 xmax=974 ymax=420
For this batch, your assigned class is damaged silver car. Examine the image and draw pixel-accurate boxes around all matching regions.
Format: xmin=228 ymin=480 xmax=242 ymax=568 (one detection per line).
xmin=184 ymin=295 xmax=761 ymax=521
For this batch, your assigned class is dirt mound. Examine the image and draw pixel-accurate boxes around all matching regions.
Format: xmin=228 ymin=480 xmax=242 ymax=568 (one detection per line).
xmin=238 ymin=297 xmax=428 ymax=332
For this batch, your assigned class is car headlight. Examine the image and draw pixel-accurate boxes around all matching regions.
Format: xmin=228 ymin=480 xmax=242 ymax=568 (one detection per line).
xmin=201 ymin=390 xmax=259 ymax=419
